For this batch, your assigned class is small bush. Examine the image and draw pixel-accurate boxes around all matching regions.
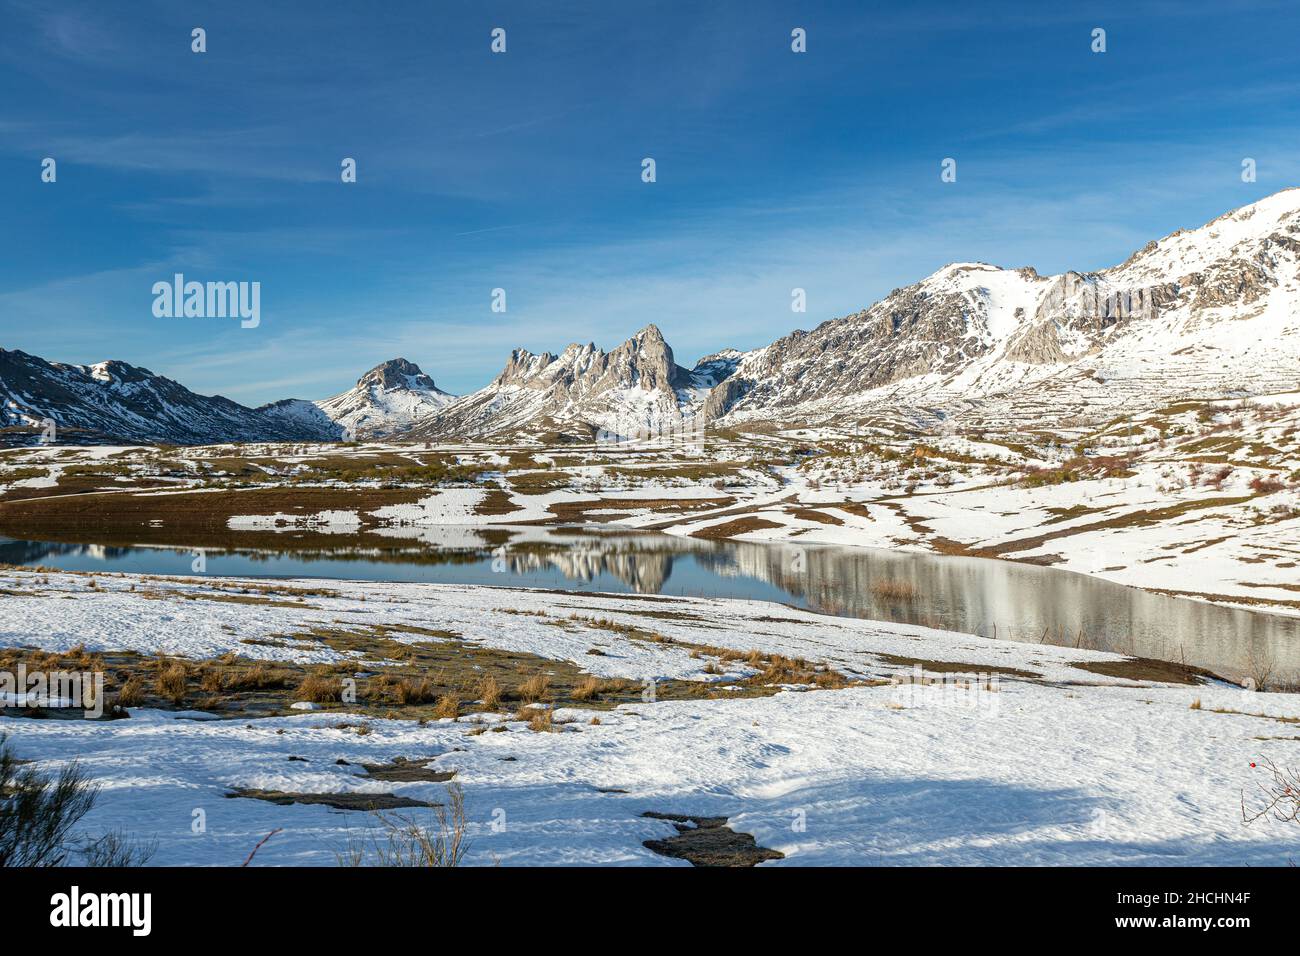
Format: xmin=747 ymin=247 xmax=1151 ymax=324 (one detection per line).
xmin=1249 ymin=474 xmax=1286 ymax=495
xmin=0 ymin=735 xmax=96 ymax=867
xmin=1242 ymin=758 xmax=1300 ymax=827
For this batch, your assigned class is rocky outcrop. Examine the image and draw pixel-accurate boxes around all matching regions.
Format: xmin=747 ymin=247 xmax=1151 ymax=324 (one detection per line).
xmin=416 ymin=325 xmax=693 ymax=439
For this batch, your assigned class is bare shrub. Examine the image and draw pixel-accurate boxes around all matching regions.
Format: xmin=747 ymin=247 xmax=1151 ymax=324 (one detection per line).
xmin=0 ymin=737 xmax=96 ymax=866
xmin=1249 ymin=474 xmax=1286 ymax=495
xmin=1208 ymin=466 xmax=1233 ymax=490
xmin=1246 ymin=644 xmax=1276 ymax=692
xmin=80 ymin=829 xmax=157 ymax=867
xmin=1242 ymin=758 xmax=1300 ymax=827
xmin=0 ymin=736 xmax=147 ymax=867
xmin=337 ymin=784 xmax=469 ymax=867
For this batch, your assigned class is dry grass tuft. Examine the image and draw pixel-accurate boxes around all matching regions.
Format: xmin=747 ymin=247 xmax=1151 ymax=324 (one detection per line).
xmin=297 ymin=672 xmax=342 ymax=704
xmin=871 ymin=579 xmax=918 ymax=602
xmin=517 ymin=672 xmax=551 ymax=703
xmin=395 ymin=678 xmax=438 ymax=706
xmin=154 ymin=660 xmax=188 ymax=704
xmin=115 ymin=677 xmax=144 ymax=707
xmin=476 ymin=674 xmax=501 ymax=710
xmin=571 ymin=675 xmax=601 ymax=702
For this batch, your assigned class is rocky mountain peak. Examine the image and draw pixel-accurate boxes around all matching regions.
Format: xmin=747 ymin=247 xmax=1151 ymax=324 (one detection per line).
xmin=357 ymin=358 xmax=439 ymax=392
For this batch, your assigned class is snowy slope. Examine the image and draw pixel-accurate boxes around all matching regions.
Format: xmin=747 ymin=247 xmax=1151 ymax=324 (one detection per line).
xmin=314 ymin=358 xmax=455 ymax=439
xmin=2 ymin=567 xmax=1298 ymax=866
xmin=0 ymin=350 xmax=337 ymax=445
xmin=711 ymin=188 xmax=1300 ymax=426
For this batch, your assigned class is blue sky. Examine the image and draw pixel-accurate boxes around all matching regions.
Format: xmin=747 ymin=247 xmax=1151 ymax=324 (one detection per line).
xmin=2 ymin=0 xmax=1299 ymax=405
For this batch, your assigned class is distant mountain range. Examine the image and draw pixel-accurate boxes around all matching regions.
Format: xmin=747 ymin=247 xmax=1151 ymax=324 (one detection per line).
xmin=5 ymin=189 xmax=1300 ymax=445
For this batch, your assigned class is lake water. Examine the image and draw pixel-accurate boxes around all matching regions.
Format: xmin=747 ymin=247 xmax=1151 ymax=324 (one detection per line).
xmin=2 ymin=526 xmax=1296 ymax=684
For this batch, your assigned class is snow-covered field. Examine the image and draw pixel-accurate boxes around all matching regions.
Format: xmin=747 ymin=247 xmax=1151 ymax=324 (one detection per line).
xmin=1 ymin=568 xmax=1297 ymax=866
xmin=4 ymin=387 xmax=1296 ymax=618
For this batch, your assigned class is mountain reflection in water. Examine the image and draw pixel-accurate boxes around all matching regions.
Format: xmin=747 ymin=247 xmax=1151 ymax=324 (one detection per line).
xmin=1 ymin=525 xmax=1295 ymax=684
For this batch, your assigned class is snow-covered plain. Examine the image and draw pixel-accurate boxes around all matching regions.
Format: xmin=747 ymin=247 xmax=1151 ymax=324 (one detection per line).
xmin=1 ymin=568 xmax=1297 ymax=866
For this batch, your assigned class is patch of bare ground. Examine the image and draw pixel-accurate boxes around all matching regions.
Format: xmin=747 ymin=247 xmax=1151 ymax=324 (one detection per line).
xmin=784 ymin=506 xmax=844 ymax=526
xmin=0 ymin=486 xmax=426 ymax=524
xmin=1194 ymin=706 xmax=1300 ymax=725
xmin=508 ymin=471 xmax=577 ymax=495
xmin=1148 ymin=587 xmax=1300 ymax=611
xmin=873 ymin=652 xmax=1041 ymax=680
xmin=1070 ymin=658 xmax=1212 ymax=685
xmin=983 ymin=495 xmax=1257 ymax=557
xmin=0 ymin=487 xmax=431 ymax=554
xmin=0 ymin=473 xmax=176 ymax=503
xmin=875 ymin=502 xmax=992 ymax=557
xmin=828 ymin=502 xmax=873 ymax=519
xmin=23 ymin=611 xmax=847 ymax=719
xmin=225 ymin=789 xmax=438 ymax=811
xmin=521 ymin=587 xmax=683 ymax=603
xmin=359 ymin=757 xmax=456 ymax=783
xmin=641 ymin=812 xmax=784 ymax=867
xmin=1041 ymin=504 xmax=1111 ymax=525
xmin=558 ymin=605 xmax=710 ymax=624
xmin=545 ymin=495 xmax=734 ymax=524
xmin=689 ymin=516 xmax=784 ymax=540
xmin=472 ymin=487 xmax=522 ymax=516
xmin=139 ymin=589 xmax=313 ymax=609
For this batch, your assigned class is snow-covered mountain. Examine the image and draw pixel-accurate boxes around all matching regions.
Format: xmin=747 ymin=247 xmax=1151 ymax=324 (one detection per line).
xmin=705 ymin=187 xmax=1300 ymax=427
xmin=6 ymin=189 xmax=1300 ymax=445
xmin=414 ymin=324 xmax=698 ymax=440
xmin=314 ymin=358 xmax=455 ymax=439
xmin=0 ymin=350 xmax=337 ymax=445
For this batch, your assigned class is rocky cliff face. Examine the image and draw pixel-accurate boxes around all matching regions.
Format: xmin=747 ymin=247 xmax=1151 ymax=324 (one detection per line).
xmin=418 ymin=324 xmax=696 ymax=440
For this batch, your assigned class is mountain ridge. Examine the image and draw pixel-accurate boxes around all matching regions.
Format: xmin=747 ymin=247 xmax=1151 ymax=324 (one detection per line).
xmin=5 ymin=189 xmax=1299 ymax=445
